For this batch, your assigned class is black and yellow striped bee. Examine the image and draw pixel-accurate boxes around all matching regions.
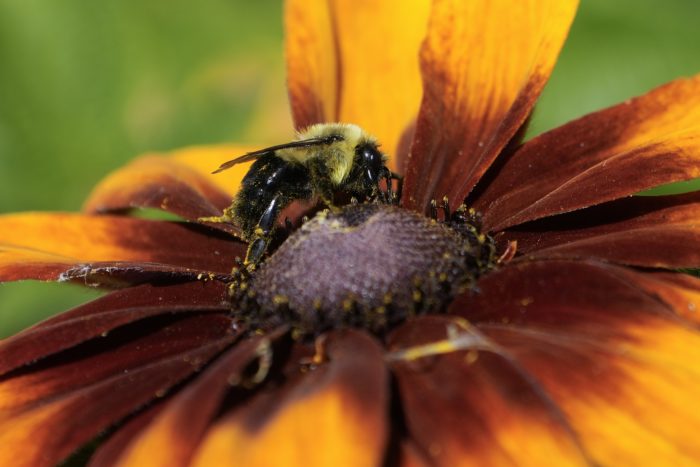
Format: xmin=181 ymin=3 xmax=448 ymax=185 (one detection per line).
xmin=204 ymin=123 xmax=401 ymax=266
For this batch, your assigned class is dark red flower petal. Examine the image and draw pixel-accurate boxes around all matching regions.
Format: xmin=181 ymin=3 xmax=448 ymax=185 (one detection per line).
xmin=103 ymin=330 xmax=286 ymax=467
xmin=502 ymin=192 xmax=700 ymax=268
xmin=192 ymin=330 xmax=389 ymax=466
xmin=57 ymin=261 xmax=235 ymax=288
xmin=450 ymin=259 xmax=676 ymax=327
xmin=0 ymin=313 xmax=236 ymax=467
xmin=448 ymin=259 xmax=700 ymax=464
xmin=0 ymin=281 xmax=229 ymax=375
xmin=474 ymin=74 xmax=700 ymax=232
xmin=402 ymin=0 xmax=578 ymax=214
xmin=395 ymin=440 xmax=432 ymax=467
xmin=604 ymin=269 xmax=700 ymax=325
xmin=388 ymin=315 xmax=590 ymax=466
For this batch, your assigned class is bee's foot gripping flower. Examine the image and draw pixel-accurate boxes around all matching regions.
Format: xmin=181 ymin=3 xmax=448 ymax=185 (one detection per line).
xmin=232 ymin=203 xmax=496 ymax=338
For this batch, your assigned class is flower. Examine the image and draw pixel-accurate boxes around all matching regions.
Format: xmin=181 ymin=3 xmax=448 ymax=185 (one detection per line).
xmin=2 ymin=0 xmax=700 ymax=466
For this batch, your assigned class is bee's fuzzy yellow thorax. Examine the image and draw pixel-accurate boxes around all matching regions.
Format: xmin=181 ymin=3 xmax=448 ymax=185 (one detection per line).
xmin=282 ymin=123 xmax=379 ymax=185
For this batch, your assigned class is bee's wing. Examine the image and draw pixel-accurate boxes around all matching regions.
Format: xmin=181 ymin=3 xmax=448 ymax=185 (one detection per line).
xmin=211 ymin=150 xmax=272 ymax=174
xmin=211 ymin=135 xmax=343 ymax=174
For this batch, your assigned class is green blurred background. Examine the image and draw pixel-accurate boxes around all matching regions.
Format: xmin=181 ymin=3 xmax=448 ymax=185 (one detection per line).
xmin=1 ymin=0 xmax=700 ymax=337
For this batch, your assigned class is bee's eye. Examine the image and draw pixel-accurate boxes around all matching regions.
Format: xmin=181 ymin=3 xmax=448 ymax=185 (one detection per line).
xmin=357 ymin=145 xmax=384 ymax=186
xmin=358 ymin=145 xmax=383 ymax=171
xmin=356 ymin=145 xmax=384 ymax=186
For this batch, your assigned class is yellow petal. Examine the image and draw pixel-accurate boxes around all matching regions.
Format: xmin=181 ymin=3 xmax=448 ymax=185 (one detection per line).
xmin=285 ymin=0 xmax=430 ymax=162
xmin=454 ymin=259 xmax=700 ymax=465
xmin=192 ymin=330 xmax=388 ymax=467
xmin=0 ymin=331 xmax=234 ymax=467
xmin=285 ymin=0 xmax=336 ymax=128
xmin=165 ymin=144 xmax=260 ymax=197
xmin=84 ymin=155 xmax=232 ymax=219
xmin=404 ymin=0 xmax=579 ymax=213
xmin=0 ymin=213 xmax=244 ymax=280
xmin=500 ymin=320 xmax=700 ymax=465
xmin=112 ymin=335 xmax=278 ymax=467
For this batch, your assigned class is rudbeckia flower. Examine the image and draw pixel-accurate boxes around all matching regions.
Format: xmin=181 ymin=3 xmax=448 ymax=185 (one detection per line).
xmin=2 ymin=0 xmax=700 ymax=466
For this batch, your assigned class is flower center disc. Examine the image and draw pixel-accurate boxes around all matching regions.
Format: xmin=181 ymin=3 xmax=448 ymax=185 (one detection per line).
xmin=235 ymin=204 xmax=494 ymax=337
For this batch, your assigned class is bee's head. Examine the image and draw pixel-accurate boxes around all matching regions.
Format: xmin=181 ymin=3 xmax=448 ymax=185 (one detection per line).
xmin=305 ymin=123 xmax=388 ymax=194
xmin=355 ymin=142 xmax=386 ymax=188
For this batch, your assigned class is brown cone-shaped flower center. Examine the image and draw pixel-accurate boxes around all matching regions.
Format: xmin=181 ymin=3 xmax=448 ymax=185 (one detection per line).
xmin=234 ymin=204 xmax=495 ymax=337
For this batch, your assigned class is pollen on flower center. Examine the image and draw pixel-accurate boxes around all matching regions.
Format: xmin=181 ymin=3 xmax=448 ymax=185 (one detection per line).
xmin=232 ymin=203 xmax=496 ymax=338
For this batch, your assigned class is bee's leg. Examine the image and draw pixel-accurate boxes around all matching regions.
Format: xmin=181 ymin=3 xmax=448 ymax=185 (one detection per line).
xmin=391 ymin=172 xmax=403 ymax=204
xmin=383 ymin=169 xmax=393 ymax=203
xmin=245 ymin=238 xmax=268 ymax=269
xmin=442 ymin=196 xmax=451 ymax=222
xmin=244 ymin=194 xmax=282 ymax=267
xmin=377 ymin=167 xmax=393 ymax=204
xmin=378 ymin=169 xmax=403 ymax=204
xmin=429 ymin=199 xmax=438 ymax=220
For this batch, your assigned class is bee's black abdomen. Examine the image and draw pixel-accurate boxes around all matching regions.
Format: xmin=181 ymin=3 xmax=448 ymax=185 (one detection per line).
xmin=233 ymin=154 xmax=312 ymax=239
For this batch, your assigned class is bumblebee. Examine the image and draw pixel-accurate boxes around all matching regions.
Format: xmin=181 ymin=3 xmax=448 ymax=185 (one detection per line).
xmin=203 ymin=123 xmax=401 ymax=266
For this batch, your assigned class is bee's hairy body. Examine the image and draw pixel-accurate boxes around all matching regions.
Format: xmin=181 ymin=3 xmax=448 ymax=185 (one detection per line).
xmin=232 ymin=153 xmax=312 ymax=238
xmin=206 ymin=123 xmax=400 ymax=267
xmin=274 ymin=123 xmax=365 ymax=186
